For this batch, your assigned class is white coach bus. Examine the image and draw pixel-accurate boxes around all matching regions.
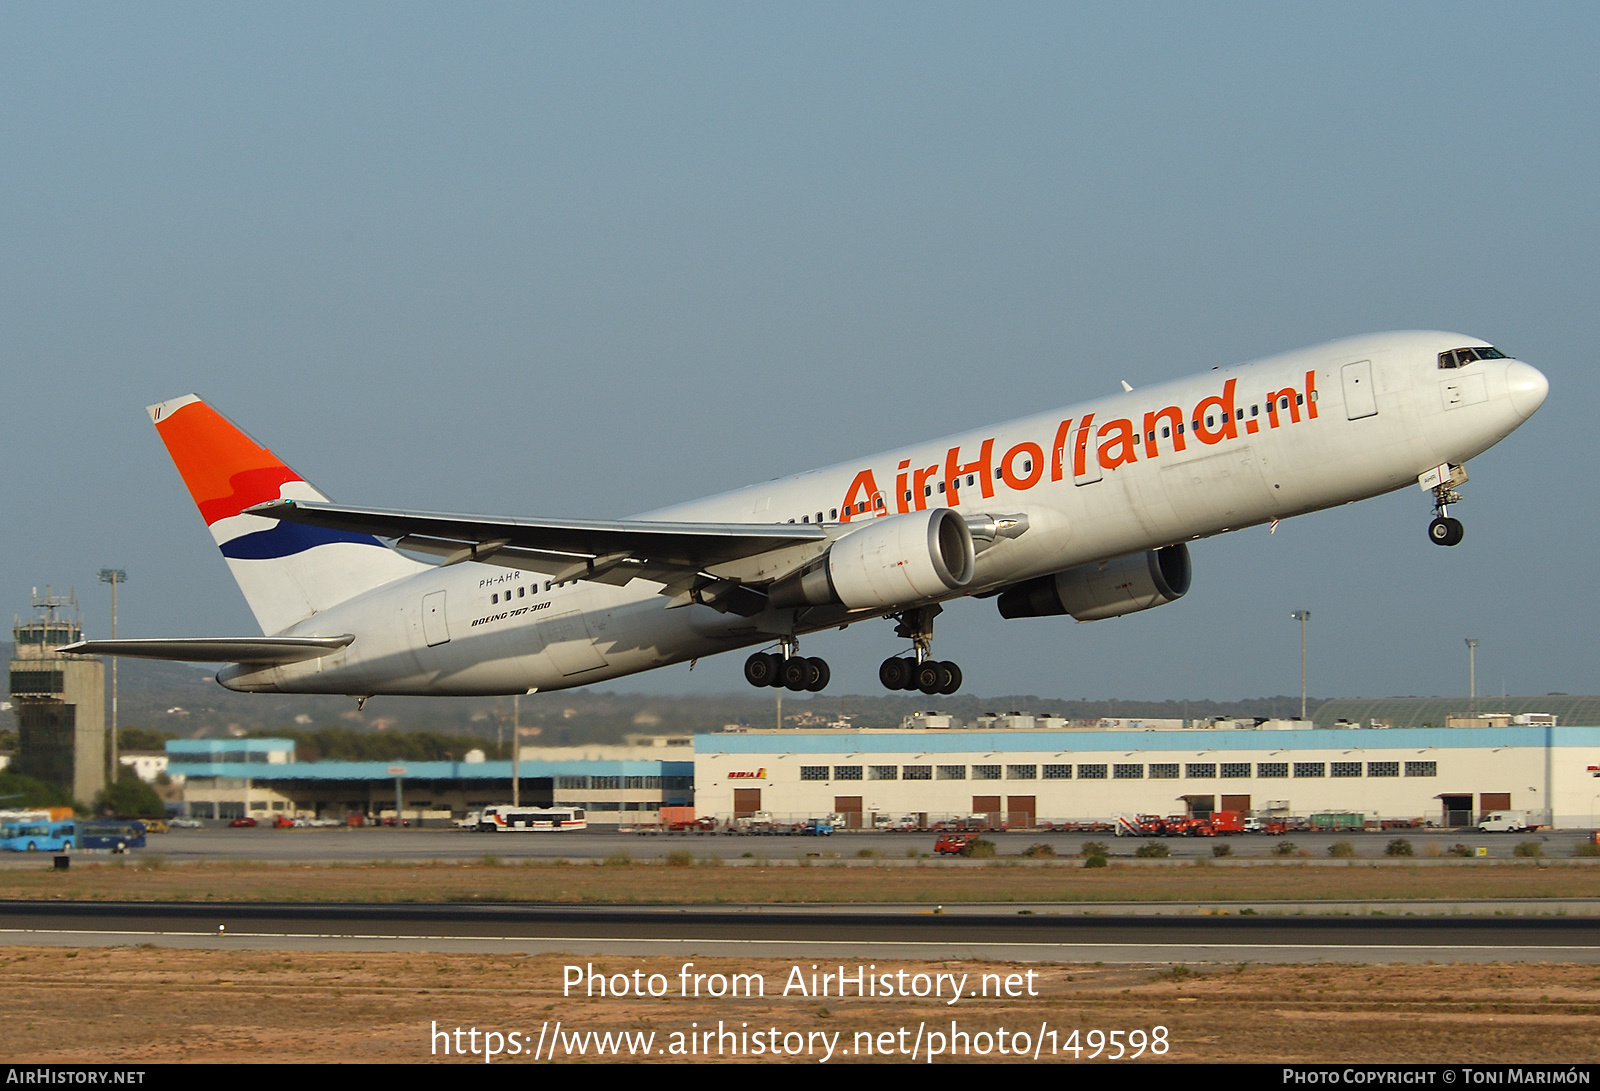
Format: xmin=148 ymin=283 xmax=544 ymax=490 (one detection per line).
xmin=477 ymin=805 xmax=588 ymax=832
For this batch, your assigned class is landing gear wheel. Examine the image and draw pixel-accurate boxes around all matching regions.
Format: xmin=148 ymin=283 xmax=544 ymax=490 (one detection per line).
xmin=937 ymin=661 xmax=962 ymax=695
xmin=764 ymin=653 xmax=785 ymax=686
xmin=914 ymin=660 xmax=944 ymax=695
xmin=744 ymin=652 xmax=778 ymax=687
xmin=803 ymin=657 xmax=831 ymax=692
xmin=879 ymin=656 xmax=911 ymax=690
xmin=781 ymin=656 xmax=811 ymax=691
xmin=1428 ymin=517 xmax=1464 ymax=547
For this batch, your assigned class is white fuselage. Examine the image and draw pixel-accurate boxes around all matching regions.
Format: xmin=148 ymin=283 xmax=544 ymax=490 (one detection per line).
xmin=218 ymin=331 xmax=1544 ymax=696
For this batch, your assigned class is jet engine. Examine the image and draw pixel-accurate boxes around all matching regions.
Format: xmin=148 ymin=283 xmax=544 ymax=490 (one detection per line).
xmin=996 ymin=544 xmax=1191 ymax=621
xmin=768 ymin=508 xmax=976 ymax=610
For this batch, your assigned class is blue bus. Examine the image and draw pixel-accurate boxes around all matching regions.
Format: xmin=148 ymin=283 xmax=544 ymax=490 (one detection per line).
xmin=80 ymin=821 xmax=146 ymax=852
xmin=0 ymin=820 xmax=77 ymax=852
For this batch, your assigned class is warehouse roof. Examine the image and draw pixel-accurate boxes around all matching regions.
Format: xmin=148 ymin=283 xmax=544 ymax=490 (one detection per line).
xmin=1312 ymin=695 xmax=1600 ymax=729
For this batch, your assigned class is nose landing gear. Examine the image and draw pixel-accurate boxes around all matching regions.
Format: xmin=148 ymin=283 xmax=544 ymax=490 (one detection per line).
xmin=877 ymin=605 xmax=963 ymax=696
xmin=744 ymin=637 xmax=831 ymax=693
xmin=1421 ymin=463 xmax=1469 ymax=547
xmin=1428 ymin=516 xmax=1464 ymax=547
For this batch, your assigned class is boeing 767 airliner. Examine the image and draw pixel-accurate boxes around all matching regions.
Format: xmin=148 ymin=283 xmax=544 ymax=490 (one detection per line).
xmin=67 ymin=331 xmax=1547 ymax=699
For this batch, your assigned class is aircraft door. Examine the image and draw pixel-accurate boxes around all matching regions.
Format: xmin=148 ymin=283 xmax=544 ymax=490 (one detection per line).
xmin=422 ymin=591 xmax=450 ymax=647
xmin=1072 ymin=421 xmax=1102 ymax=485
xmin=1342 ymin=360 xmax=1378 ymax=420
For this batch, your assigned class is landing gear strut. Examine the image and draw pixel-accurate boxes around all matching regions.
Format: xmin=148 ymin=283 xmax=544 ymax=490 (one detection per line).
xmin=1425 ymin=464 xmax=1467 ymax=547
xmin=878 ymin=605 xmax=963 ymax=696
xmin=744 ymin=637 xmax=831 ymax=693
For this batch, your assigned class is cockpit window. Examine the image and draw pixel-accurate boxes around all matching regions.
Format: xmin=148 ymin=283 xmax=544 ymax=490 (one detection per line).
xmin=1438 ymin=346 xmax=1509 ymax=369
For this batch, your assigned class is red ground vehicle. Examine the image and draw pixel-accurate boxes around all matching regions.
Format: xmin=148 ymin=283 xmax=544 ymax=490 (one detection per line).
xmin=935 ymin=834 xmax=977 ymax=855
xmin=228 ymin=817 xmax=257 ymax=828
xmin=1205 ymin=810 xmax=1246 ymax=835
xmin=271 ymin=814 xmax=296 ymax=829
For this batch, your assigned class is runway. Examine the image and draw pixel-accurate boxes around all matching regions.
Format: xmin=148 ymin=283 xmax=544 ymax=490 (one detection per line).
xmin=3 ymin=900 xmax=1597 ymax=963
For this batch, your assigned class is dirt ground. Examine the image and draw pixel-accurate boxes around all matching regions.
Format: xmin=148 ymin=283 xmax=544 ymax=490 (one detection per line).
xmin=3 ymin=947 xmax=1598 ymax=1064
xmin=4 ymin=857 xmax=1598 ymax=905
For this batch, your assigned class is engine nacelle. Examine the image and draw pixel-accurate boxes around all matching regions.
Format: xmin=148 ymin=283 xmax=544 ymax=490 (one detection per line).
xmin=768 ymin=508 xmax=976 ymax=610
xmin=996 ymin=544 xmax=1191 ymax=621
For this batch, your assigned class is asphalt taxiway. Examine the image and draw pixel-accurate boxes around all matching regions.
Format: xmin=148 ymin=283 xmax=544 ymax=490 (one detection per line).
xmin=3 ymin=900 xmax=1597 ymax=963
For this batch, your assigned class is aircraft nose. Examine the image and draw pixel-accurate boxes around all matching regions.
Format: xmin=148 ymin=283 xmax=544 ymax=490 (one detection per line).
xmin=1506 ymin=360 xmax=1549 ymax=420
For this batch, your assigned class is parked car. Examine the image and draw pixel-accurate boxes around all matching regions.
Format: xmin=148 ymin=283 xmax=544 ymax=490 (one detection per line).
xmin=169 ymin=817 xmax=202 ymax=829
xmin=272 ymin=814 xmax=296 ymax=829
xmin=228 ymin=817 xmax=257 ymax=828
xmin=934 ymin=833 xmax=977 ymax=855
xmin=800 ymin=818 xmax=834 ymax=836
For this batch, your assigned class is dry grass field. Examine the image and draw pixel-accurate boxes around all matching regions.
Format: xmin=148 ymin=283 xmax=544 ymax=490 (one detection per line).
xmin=3 ymin=947 xmax=1597 ymax=1064
xmin=0 ymin=856 xmax=1595 ymax=905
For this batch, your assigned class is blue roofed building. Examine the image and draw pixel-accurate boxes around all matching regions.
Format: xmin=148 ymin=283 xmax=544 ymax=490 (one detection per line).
xmin=169 ymin=736 xmax=694 ymax=824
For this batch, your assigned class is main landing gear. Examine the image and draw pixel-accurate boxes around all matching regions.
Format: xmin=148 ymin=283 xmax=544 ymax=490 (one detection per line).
xmin=877 ymin=605 xmax=963 ymax=696
xmin=1425 ymin=464 xmax=1468 ymax=547
xmin=744 ymin=638 xmax=831 ymax=693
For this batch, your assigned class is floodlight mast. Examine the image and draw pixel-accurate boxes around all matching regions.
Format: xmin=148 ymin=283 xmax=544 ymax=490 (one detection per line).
xmin=98 ymin=569 xmax=127 ymax=785
xmin=1290 ymin=611 xmax=1311 ymax=721
xmin=1465 ymin=638 xmax=1479 ymax=716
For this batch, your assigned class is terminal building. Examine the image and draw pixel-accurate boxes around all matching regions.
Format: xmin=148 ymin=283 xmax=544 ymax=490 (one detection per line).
xmin=694 ymin=721 xmax=1600 ymax=829
xmin=169 ymin=737 xmax=693 ymax=824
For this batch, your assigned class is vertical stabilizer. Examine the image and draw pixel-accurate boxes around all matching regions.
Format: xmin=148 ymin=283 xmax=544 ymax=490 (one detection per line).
xmin=148 ymin=395 xmax=428 ymax=634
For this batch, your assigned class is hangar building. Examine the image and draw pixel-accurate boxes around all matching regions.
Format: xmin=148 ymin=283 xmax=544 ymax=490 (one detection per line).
xmin=694 ymin=724 xmax=1600 ymax=829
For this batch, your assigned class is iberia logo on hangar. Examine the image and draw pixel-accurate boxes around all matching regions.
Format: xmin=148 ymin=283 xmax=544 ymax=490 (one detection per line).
xmin=727 ymin=769 xmax=767 ymax=779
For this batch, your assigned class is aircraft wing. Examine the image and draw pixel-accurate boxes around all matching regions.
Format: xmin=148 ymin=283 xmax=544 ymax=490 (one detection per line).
xmin=246 ymin=499 xmax=831 ymax=611
xmin=58 ymin=635 xmax=355 ymax=663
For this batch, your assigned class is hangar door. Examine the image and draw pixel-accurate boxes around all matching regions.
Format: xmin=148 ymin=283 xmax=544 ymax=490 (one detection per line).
xmin=1006 ymin=796 xmax=1036 ymax=829
xmin=834 ymin=796 xmax=863 ymax=828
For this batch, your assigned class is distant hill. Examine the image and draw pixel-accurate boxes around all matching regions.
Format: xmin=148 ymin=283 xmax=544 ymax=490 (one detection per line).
xmin=2 ymin=638 xmax=1326 ymax=746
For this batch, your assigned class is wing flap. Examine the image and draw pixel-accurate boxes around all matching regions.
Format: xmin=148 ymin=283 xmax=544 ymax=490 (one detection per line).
xmin=247 ymin=500 xmax=826 ymax=567
xmin=59 ymin=635 xmax=355 ymax=664
xmin=246 ymin=500 xmax=833 ymax=600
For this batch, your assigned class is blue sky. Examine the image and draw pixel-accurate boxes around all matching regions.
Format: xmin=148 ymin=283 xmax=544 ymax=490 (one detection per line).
xmin=2 ymin=4 xmax=1594 ymax=701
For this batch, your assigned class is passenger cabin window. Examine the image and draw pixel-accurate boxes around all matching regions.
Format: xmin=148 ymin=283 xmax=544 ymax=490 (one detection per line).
xmin=1439 ymin=346 xmax=1507 ymax=369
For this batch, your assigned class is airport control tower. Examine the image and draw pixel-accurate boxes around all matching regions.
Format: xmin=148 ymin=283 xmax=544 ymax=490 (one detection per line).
xmin=8 ymin=589 xmax=105 ymax=804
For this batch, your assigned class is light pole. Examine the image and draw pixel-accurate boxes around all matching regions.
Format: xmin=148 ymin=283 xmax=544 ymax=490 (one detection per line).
xmin=1290 ymin=611 xmax=1311 ymax=721
xmin=1465 ymin=639 xmax=1479 ymax=716
xmin=99 ymin=569 xmax=127 ymax=784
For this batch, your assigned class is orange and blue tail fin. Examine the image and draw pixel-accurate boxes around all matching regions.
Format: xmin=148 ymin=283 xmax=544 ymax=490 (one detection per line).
xmin=147 ymin=395 xmax=426 ymax=634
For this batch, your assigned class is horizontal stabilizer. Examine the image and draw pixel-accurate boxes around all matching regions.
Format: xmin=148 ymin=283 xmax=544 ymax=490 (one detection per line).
xmin=58 ymin=635 xmax=355 ymax=664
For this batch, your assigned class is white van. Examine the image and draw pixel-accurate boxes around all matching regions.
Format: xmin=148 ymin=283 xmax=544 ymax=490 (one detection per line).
xmin=1477 ymin=810 xmax=1530 ymax=833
